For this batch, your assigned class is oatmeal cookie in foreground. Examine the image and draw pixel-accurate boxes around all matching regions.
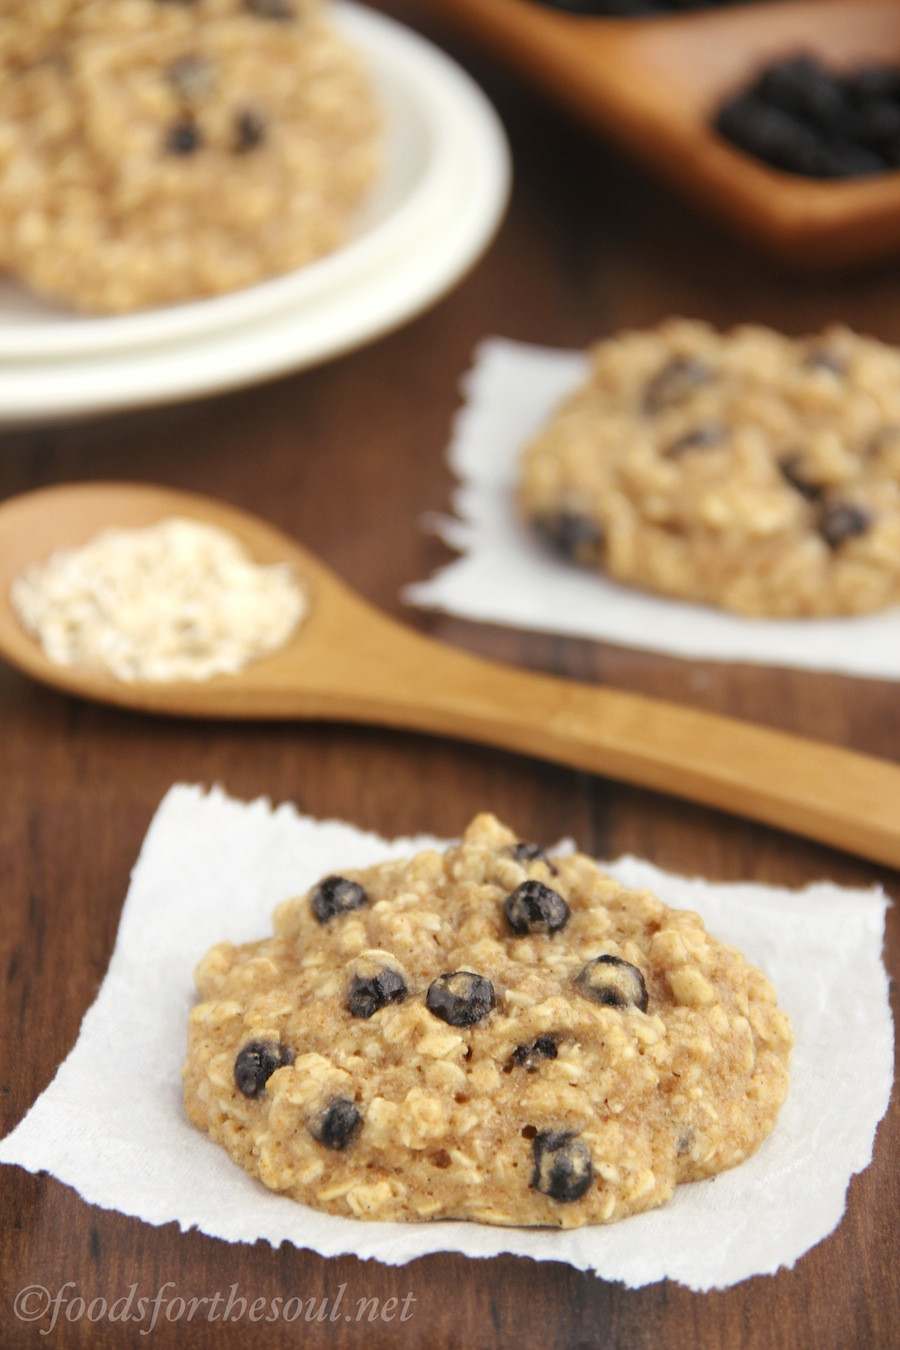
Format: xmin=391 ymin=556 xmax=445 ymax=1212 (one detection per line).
xmin=183 ymin=814 xmax=792 ymax=1227
xmin=0 ymin=0 xmax=381 ymax=312
xmin=517 ymin=320 xmax=900 ymax=616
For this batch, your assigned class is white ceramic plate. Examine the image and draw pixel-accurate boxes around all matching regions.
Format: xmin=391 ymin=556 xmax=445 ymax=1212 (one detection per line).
xmin=0 ymin=2 xmax=510 ymax=419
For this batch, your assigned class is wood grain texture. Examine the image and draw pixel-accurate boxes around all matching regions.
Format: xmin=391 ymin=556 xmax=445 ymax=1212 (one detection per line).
xmin=5 ymin=482 xmax=900 ymax=867
xmin=1 ymin=3 xmax=898 ymax=1347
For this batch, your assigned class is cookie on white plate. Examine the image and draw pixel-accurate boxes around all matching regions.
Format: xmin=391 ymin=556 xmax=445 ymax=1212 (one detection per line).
xmin=0 ymin=0 xmax=381 ymax=312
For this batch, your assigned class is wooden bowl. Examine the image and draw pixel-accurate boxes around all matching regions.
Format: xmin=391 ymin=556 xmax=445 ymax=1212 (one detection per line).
xmin=414 ymin=0 xmax=900 ymax=268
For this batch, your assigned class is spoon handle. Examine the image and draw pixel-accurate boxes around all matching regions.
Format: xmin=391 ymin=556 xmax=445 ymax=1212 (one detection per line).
xmin=308 ymin=615 xmax=900 ymax=870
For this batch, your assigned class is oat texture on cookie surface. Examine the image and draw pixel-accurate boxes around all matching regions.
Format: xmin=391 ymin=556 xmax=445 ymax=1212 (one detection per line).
xmin=183 ymin=814 xmax=792 ymax=1227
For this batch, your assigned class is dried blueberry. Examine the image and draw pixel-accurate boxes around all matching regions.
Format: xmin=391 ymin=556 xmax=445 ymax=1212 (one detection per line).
xmin=312 ymin=1097 xmax=361 ymax=1150
xmin=758 ymin=55 xmax=847 ymax=131
xmin=677 ymin=1128 xmax=695 ymax=1156
xmin=779 ymin=453 xmax=822 ymax=501
xmin=426 ymin=972 xmax=495 ymax=1027
xmin=346 ymin=967 xmax=407 ymax=1019
xmin=511 ymin=840 xmax=559 ymax=875
xmin=504 ymin=880 xmax=569 ymax=936
xmin=642 ymin=356 xmax=713 ymax=413
xmin=713 ymin=53 xmax=900 ymax=181
xmin=531 ymin=1131 xmax=592 ymax=1203
xmin=166 ymin=119 xmax=201 ymax=156
xmin=803 ymin=348 xmax=847 ymax=376
xmin=234 ymin=1039 xmax=294 ymax=1097
xmin=854 ymin=99 xmax=900 ymax=150
xmin=575 ymin=955 xmax=648 ymax=1012
xmin=666 ymin=423 xmax=726 ymax=457
xmin=826 ymin=144 xmax=887 ymax=179
xmin=512 ymin=840 xmax=548 ymax=865
xmin=715 ymin=94 xmax=836 ymax=177
xmin=235 ymin=108 xmax=266 ymax=152
xmin=532 ymin=512 xmax=604 ymax=564
xmin=849 ymin=66 xmax=900 ymax=105
xmin=509 ymin=1035 xmax=559 ymax=1071
xmin=819 ymin=501 xmax=872 ymax=548
xmin=310 ymin=875 xmax=368 ymax=923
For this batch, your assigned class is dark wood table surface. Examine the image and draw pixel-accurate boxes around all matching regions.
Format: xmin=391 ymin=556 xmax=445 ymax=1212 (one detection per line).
xmin=1 ymin=4 xmax=897 ymax=1347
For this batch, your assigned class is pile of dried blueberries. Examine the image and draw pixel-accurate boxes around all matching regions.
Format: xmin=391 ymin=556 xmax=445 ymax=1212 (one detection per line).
xmin=714 ymin=55 xmax=900 ymax=179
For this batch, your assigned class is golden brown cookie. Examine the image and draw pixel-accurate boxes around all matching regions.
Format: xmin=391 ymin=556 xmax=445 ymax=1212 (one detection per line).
xmin=183 ymin=814 xmax=792 ymax=1227
xmin=517 ymin=320 xmax=900 ymax=616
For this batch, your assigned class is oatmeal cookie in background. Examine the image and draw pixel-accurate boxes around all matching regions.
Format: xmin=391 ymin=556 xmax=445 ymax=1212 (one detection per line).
xmin=183 ymin=814 xmax=792 ymax=1228
xmin=0 ymin=0 xmax=381 ymax=312
xmin=517 ymin=320 xmax=900 ymax=617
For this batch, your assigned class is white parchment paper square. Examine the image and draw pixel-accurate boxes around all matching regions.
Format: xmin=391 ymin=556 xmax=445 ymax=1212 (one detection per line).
xmin=405 ymin=339 xmax=900 ymax=678
xmin=0 ymin=785 xmax=892 ymax=1291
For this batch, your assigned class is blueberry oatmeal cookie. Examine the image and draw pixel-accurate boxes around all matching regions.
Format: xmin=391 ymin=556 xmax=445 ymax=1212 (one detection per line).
xmin=518 ymin=320 xmax=900 ymax=616
xmin=183 ymin=814 xmax=792 ymax=1227
xmin=0 ymin=0 xmax=381 ymax=312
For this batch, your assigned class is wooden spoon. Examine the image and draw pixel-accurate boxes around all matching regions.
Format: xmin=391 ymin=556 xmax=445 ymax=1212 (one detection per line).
xmin=415 ymin=0 xmax=900 ymax=268
xmin=1 ymin=480 xmax=899 ymax=869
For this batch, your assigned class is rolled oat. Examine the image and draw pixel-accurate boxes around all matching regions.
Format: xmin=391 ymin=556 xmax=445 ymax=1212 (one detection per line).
xmin=10 ymin=516 xmax=307 ymax=681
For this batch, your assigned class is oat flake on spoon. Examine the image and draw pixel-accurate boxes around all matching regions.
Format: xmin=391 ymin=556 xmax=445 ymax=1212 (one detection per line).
xmin=10 ymin=516 xmax=307 ymax=683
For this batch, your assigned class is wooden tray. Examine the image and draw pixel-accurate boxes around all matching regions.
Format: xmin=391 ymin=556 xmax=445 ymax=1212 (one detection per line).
xmin=413 ymin=0 xmax=900 ymax=268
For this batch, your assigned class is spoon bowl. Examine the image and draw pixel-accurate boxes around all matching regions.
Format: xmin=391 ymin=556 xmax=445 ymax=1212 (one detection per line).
xmin=3 ymin=480 xmax=900 ymax=869
xmin=0 ymin=480 xmax=398 ymax=721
